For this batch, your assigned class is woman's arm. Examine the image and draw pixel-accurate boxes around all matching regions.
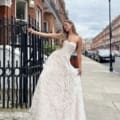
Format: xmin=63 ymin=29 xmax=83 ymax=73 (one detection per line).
xmin=76 ymin=37 xmax=83 ymax=76
xmin=28 ymin=28 xmax=63 ymax=40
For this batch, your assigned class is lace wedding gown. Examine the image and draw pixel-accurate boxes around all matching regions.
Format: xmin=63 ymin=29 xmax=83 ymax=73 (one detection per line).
xmin=26 ymin=40 xmax=86 ymax=120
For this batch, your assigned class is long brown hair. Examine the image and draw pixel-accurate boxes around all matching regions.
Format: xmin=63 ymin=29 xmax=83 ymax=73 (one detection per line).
xmin=57 ymin=20 xmax=78 ymax=48
xmin=63 ymin=20 xmax=79 ymax=51
xmin=63 ymin=20 xmax=78 ymax=38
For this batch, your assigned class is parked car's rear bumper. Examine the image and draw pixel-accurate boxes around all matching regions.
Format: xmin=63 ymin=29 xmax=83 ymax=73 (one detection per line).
xmin=99 ymin=56 xmax=115 ymax=62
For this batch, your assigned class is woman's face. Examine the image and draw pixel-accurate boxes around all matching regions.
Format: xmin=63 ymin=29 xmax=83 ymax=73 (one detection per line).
xmin=63 ymin=22 xmax=72 ymax=32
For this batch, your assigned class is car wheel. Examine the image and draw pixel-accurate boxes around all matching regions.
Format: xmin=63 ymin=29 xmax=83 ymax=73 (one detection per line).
xmin=98 ymin=57 xmax=102 ymax=63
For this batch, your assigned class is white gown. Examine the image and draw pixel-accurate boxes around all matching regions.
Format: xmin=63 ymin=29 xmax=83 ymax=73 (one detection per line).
xmin=26 ymin=40 xmax=86 ymax=120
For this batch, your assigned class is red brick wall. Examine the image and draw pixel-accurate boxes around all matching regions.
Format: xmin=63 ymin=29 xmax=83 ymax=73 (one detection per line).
xmin=28 ymin=0 xmax=43 ymax=18
xmin=28 ymin=0 xmax=44 ymax=30
xmin=0 ymin=6 xmax=12 ymax=18
xmin=0 ymin=0 xmax=44 ymax=30
xmin=0 ymin=0 xmax=15 ymax=18
xmin=0 ymin=0 xmax=44 ymax=18
xmin=92 ymin=16 xmax=120 ymax=50
xmin=44 ymin=13 xmax=55 ymax=33
xmin=0 ymin=0 xmax=45 ymax=45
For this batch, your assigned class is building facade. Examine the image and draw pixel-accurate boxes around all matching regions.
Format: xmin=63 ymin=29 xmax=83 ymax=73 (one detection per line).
xmin=0 ymin=0 xmax=68 ymax=45
xmin=44 ymin=0 xmax=68 ymax=33
xmin=92 ymin=15 xmax=120 ymax=51
xmin=0 ymin=0 xmax=44 ymax=29
xmin=83 ymin=38 xmax=93 ymax=52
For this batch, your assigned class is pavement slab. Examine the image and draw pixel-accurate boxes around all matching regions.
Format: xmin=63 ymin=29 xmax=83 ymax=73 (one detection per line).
xmin=82 ymin=56 xmax=120 ymax=120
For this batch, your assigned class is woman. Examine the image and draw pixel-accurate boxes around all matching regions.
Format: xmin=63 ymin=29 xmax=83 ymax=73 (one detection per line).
xmin=27 ymin=20 xmax=86 ymax=120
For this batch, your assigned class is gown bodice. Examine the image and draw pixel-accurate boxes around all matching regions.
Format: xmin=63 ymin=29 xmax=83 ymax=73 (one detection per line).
xmin=60 ymin=40 xmax=77 ymax=57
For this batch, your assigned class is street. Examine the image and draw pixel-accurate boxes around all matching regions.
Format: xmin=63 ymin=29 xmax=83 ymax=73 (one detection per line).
xmin=103 ymin=57 xmax=120 ymax=74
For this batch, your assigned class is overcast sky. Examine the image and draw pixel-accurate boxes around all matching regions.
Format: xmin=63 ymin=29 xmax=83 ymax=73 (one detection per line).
xmin=65 ymin=0 xmax=120 ymax=39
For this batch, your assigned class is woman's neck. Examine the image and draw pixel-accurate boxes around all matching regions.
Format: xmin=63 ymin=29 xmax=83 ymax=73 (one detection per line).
xmin=68 ymin=32 xmax=75 ymax=39
xmin=68 ymin=30 xmax=73 ymax=35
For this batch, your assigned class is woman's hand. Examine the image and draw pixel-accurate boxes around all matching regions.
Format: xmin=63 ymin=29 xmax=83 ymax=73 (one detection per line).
xmin=28 ymin=28 xmax=35 ymax=34
xmin=78 ymin=68 xmax=82 ymax=76
xmin=28 ymin=28 xmax=63 ymax=40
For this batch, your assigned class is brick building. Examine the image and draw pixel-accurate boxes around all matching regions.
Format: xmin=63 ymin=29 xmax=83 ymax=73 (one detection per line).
xmin=92 ymin=15 xmax=120 ymax=51
xmin=0 ymin=0 xmax=44 ymax=30
xmin=44 ymin=0 xmax=68 ymax=33
xmin=83 ymin=38 xmax=93 ymax=51
xmin=0 ymin=0 xmax=68 ymax=44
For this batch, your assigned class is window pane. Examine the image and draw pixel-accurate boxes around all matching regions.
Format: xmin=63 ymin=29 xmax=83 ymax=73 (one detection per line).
xmin=44 ymin=22 xmax=48 ymax=32
xmin=36 ymin=8 xmax=42 ymax=30
xmin=16 ymin=1 xmax=25 ymax=19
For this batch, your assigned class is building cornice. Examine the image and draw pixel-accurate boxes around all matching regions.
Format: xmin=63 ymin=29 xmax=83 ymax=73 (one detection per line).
xmin=0 ymin=0 xmax=12 ymax=7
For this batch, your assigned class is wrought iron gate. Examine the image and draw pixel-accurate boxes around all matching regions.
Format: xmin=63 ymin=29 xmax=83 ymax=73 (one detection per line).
xmin=0 ymin=16 xmax=45 ymax=109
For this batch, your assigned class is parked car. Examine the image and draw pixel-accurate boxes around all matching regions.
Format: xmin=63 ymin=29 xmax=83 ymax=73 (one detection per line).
xmin=85 ymin=50 xmax=96 ymax=59
xmin=94 ymin=49 xmax=115 ymax=63
xmin=112 ymin=50 xmax=120 ymax=57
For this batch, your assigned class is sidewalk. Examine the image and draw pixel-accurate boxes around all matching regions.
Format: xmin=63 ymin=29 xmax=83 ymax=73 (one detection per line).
xmin=82 ymin=56 xmax=120 ymax=120
xmin=0 ymin=56 xmax=120 ymax=120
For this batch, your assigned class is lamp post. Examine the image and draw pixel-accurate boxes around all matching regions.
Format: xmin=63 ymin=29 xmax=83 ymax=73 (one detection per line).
xmin=108 ymin=0 xmax=113 ymax=72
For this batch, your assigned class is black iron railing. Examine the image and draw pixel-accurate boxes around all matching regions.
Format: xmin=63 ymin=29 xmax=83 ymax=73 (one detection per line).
xmin=0 ymin=16 xmax=51 ymax=109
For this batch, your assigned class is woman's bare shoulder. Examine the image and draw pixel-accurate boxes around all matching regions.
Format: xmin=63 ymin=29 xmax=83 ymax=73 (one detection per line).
xmin=75 ymin=35 xmax=83 ymax=43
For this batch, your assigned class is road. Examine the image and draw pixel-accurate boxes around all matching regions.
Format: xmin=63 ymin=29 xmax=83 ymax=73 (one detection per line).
xmin=103 ymin=57 xmax=120 ymax=74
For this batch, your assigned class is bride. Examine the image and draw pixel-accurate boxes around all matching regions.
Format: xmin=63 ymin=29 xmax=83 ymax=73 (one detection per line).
xmin=27 ymin=20 xmax=86 ymax=120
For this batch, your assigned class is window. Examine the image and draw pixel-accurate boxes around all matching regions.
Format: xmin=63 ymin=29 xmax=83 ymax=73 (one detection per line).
xmin=36 ymin=8 xmax=42 ymax=30
xmin=16 ymin=0 xmax=28 ymax=21
xmin=43 ymin=21 xmax=48 ymax=32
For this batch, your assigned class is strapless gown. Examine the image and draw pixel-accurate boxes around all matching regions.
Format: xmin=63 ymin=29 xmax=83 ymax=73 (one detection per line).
xmin=25 ymin=40 xmax=86 ymax=120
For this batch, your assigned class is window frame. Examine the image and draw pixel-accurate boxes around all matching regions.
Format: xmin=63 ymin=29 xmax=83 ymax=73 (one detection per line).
xmin=36 ymin=7 xmax=42 ymax=31
xmin=15 ymin=0 xmax=28 ymax=22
